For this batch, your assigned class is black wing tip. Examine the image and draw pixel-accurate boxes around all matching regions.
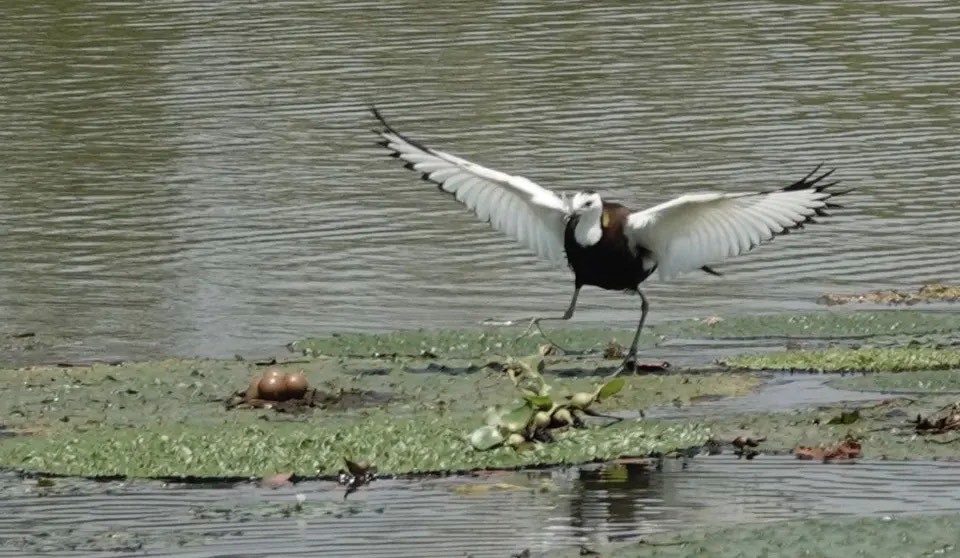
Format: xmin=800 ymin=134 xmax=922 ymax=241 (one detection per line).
xmin=780 ymin=163 xmax=855 ymax=203
xmin=370 ymin=104 xmax=388 ymax=128
xmin=369 ymin=105 xmax=435 ymax=154
xmin=370 ymin=104 xmax=393 ymax=136
xmin=783 ymin=163 xmax=839 ymax=192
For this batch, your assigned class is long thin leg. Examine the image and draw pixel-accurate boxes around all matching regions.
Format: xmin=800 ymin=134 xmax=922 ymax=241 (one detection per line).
xmin=611 ymin=290 xmax=649 ymax=377
xmin=482 ymin=286 xmax=580 ymax=329
xmin=521 ymin=286 xmax=581 ymax=337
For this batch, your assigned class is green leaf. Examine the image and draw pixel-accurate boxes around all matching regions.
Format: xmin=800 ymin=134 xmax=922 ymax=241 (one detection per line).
xmin=483 ymin=406 xmax=503 ymax=428
xmin=468 ymin=425 xmax=505 ymax=451
xmin=523 ymin=394 xmax=554 ymax=410
xmin=501 ymin=404 xmax=535 ymax=433
xmin=596 ymin=377 xmax=625 ymax=401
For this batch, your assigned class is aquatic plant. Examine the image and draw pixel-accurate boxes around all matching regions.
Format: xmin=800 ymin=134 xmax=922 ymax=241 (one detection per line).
xmin=469 ymin=349 xmax=626 ymax=451
xmin=722 ymin=346 xmax=960 ymax=373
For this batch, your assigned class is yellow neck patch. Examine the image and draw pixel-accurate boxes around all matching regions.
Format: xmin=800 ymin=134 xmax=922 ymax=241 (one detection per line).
xmin=601 ymin=211 xmax=611 ymax=228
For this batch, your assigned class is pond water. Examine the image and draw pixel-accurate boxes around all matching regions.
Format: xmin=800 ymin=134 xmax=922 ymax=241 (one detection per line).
xmin=3 ymin=456 xmax=960 ymax=557
xmin=1 ymin=1 xmax=960 ymax=363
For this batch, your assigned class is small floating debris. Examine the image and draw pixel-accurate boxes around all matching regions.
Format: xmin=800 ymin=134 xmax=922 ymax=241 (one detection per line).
xmin=793 ymin=437 xmax=861 ymax=462
xmin=822 ymin=409 xmax=861 ymax=425
xmin=601 ymin=340 xmax=670 ymax=372
xmin=914 ymin=403 xmax=960 ymax=435
xmin=818 ymin=282 xmax=960 ymax=306
xmin=732 ymin=435 xmax=765 ymax=460
xmin=339 ymin=458 xmax=376 ymax=500
xmin=260 ymin=471 xmax=294 ymax=489
xmin=703 ymin=435 xmax=765 ymax=459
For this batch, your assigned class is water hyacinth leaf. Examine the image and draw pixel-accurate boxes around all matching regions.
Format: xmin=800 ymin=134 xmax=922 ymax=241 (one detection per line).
xmin=523 ymin=394 xmax=554 ymax=410
xmin=469 ymin=425 xmax=505 ymax=451
xmin=596 ymin=377 xmax=625 ymax=401
xmin=483 ymin=406 xmax=503 ymax=428
xmin=501 ymin=404 xmax=535 ymax=433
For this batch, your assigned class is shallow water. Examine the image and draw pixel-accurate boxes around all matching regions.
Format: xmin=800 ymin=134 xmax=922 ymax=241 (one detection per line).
xmin=645 ymin=373 xmax=891 ymax=419
xmin=2 ymin=1 xmax=960 ymax=363
xmin=3 ymin=456 xmax=959 ymax=557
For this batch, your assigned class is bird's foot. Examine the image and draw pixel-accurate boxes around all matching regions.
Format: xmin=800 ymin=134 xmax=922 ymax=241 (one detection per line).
xmin=609 ymin=354 xmax=671 ymax=377
xmin=609 ymin=355 xmax=635 ymax=378
xmin=480 ymin=316 xmax=572 ymax=353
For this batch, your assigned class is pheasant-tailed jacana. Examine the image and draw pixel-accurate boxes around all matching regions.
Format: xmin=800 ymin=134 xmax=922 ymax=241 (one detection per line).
xmin=372 ymin=107 xmax=848 ymax=373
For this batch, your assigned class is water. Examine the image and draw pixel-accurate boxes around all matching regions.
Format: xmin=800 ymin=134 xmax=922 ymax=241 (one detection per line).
xmin=645 ymin=373 xmax=892 ymax=419
xmin=3 ymin=457 xmax=959 ymax=557
xmin=2 ymin=1 xmax=960 ymax=362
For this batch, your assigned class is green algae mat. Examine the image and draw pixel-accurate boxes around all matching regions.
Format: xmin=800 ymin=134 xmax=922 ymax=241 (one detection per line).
xmin=289 ymin=310 xmax=960 ymax=358
xmin=5 ymin=309 xmax=960 ymax=479
xmin=724 ymin=346 xmax=960 ymax=373
xmin=0 ymin=355 xmax=752 ymax=478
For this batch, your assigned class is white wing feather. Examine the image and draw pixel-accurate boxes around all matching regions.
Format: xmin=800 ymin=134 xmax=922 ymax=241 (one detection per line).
xmin=373 ymin=108 xmax=570 ymax=264
xmin=627 ymin=170 xmax=842 ymax=280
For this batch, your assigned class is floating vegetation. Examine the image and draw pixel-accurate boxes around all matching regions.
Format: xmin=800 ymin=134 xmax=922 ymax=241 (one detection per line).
xmin=700 ymin=393 xmax=960 ymax=461
xmin=0 ymin=412 xmax=710 ymax=478
xmin=656 ymin=310 xmax=960 ymax=339
xmin=793 ymin=437 xmax=862 ymax=462
xmin=722 ymin=346 xmax=960 ymax=373
xmin=818 ymin=282 xmax=960 ymax=306
xmin=288 ymin=327 xmax=655 ymax=359
xmin=288 ymin=311 xmax=960 ymax=363
xmin=914 ymin=403 xmax=960 ymax=435
xmin=830 ymin=370 xmax=960 ymax=394
xmin=0 ymin=346 xmax=739 ymax=478
xmin=468 ymin=350 xmax=627 ymax=451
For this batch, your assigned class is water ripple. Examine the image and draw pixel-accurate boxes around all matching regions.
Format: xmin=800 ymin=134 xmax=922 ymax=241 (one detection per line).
xmin=1 ymin=0 xmax=959 ymax=361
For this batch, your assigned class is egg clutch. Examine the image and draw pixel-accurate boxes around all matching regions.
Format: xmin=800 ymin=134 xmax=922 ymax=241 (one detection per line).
xmin=244 ymin=367 xmax=310 ymax=402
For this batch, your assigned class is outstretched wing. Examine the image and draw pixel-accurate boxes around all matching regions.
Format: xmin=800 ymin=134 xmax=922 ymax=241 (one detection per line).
xmin=626 ymin=165 xmax=849 ymax=280
xmin=372 ymin=107 xmax=570 ymax=264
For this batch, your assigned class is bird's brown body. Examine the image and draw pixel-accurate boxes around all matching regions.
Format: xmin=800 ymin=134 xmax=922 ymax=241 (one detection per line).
xmin=563 ymin=202 xmax=655 ymax=292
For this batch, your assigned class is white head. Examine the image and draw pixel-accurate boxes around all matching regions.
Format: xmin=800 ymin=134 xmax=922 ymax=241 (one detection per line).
xmin=570 ymin=191 xmax=603 ymax=215
xmin=569 ymin=191 xmax=604 ymax=246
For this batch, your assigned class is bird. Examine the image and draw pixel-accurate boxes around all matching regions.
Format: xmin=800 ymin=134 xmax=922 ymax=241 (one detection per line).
xmin=371 ymin=107 xmax=849 ymax=374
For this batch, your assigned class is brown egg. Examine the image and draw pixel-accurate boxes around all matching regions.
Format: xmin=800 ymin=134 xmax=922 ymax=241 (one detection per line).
xmin=258 ymin=373 xmax=288 ymax=401
xmin=283 ymin=372 xmax=309 ymax=400
xmin=245 ymin=375 xmax=262 ymax=400
xmin=263 ymin=367 xmax=284 ymax=379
